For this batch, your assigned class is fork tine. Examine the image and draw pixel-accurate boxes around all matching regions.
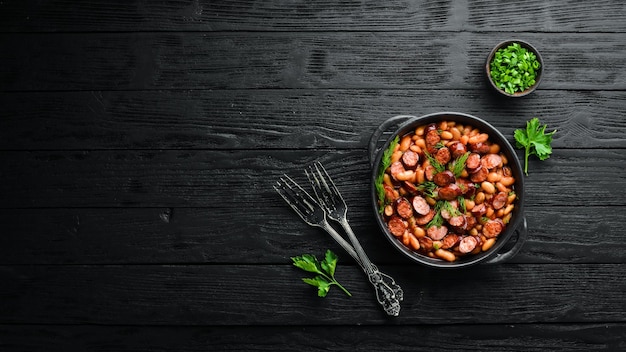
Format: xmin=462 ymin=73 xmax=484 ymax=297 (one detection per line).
xmin=314 ymin=161 xmax=343 ymax=204
xmin=306 ymin=164 xmax=332 ymax=208
xmin=273 ymin=181 xmax=308 ymax=220
xmin=274 ymin=175 xmax=319 ymax=220
xmin=282 ymin=174 xmax=320 ymax=210
xmin=304 ymin=166 xmax=322 ymax=203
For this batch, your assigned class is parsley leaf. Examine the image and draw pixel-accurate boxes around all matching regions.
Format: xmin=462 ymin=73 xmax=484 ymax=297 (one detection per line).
xmin=514 ymin=117 xmax=556 ymax=175
xmin=292 ymin=250 xmax=351 ymax=298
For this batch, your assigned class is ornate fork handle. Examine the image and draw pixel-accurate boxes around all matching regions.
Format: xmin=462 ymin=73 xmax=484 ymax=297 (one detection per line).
xmin=369 ymin=264 xmax=404 ymax=302
xmin=373 ymin=279 xmax=401 ymax=317
xmin=337 ymin=218 xmax=404 ymax=300
xmin=366 ymin=263 xmax=401 ymax=316
xmin=319 ymin=223 xmax=402 ymax=316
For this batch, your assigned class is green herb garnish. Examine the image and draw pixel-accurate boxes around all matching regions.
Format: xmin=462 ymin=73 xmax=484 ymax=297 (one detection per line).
xmin=449 ymin=151 xmax=470 ymax=178
xmin=375 ymin=136 xmax=399 ymax=213
xmin=423 ymin=150 xmax=445 ymax=173
xmin=427 ymin=200 xmax=462 ymax=229
xmin=417 ymin=180 xmax=438 ymax=198
xmin=514 ymin=117 xmax=556 ymax=175
xmin=442 ymin=200 xmax=462 ymax=218
xmin=292 ymin=250 xmax=351 ymax=298
xmin=426 ymin=201 xmax=445 ymax=228
xmin=458 ymin=196 xmax=467 ymax=214
xmin=490 ymin=42 xmax=541 ymax=94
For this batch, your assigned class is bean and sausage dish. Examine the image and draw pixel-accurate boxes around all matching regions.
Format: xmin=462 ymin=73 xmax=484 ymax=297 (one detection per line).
xmin=378 ymin=120 xmax=516 ymax=262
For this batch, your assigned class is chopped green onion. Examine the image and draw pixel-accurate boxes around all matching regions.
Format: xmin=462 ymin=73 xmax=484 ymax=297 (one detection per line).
xmin=490 ymin=42 xmax=541 ymax=94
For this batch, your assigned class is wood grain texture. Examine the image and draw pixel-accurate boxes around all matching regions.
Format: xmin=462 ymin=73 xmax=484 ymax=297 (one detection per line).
xmin=1 ymin=0 xmax=624 ymax=348
xmin=1 ymin=0 xmax=625 ymax=33
xmin=0 ymin=206 xmax=623 ymax=265
xmin=2 ymin=89 xmax=625 ymax=150
xmin=1 ymin=323 xmax=624 ymax=352
xmin=2 ymin=32 xmax=626 ymax=91
xmin=1 ymin=149 xmax=624 ymax=208
xmin=0 ymin=264 xmax=624 ymax=325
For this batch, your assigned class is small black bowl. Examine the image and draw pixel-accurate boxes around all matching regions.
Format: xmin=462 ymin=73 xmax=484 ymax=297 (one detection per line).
xmin=486 ymin=39 xmax=543 ymax=98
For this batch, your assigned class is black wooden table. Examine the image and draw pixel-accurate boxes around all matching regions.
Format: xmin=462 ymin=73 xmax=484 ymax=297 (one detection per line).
xmin=1 ymin=1 xmax=625 ymax=351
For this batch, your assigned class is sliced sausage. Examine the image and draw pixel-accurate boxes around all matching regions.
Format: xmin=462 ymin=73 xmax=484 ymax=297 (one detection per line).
xmin=435 ymin=147 xmax=451 ymax=165
xmin=402 ymin=150 xmax=419 ymax=168
xmin=387 ymin=216 xmax=408 ymax=237
xmin=456 ymin=179 xmax=476 ymax=197
xmin=412 ymin=196 xmax=431 ymax=216
xmin=433 ymin=170 xmax=456 ymax=187
xmin=424 ymin=165 xmax=436 ymax=181
xmin=469 ymin=165 xmax=488 ymax=183
xmin=471 ymin=203 xmax=487 ymax=217
xmin=466 ymin=153 xmax=481 ymax=171
xmin=483 ymin=219 xmax=504 ymax=238
xmin=465 ymin=215 xmax=477 ymax=230
xmin=469 ymin=142 xmax=490 ymax=154
xmin=438 ymin=183 xmax=462 ymax=200
xmin=415 ymin=209 xmax=435 ymax=225
xmin=425 ymin=123 xmax=438 ymax=135
xmin=383 ymin=184 xmax=396 ymax=202
xmin=425 ymin=130 xmax=441 ymax=147
xmin=402 ymin=181 xmax=419 ymax=194
xmin=390 ymin=161 xmax=405 ymax=181
xmin=448 ymin=215 xmax=467 ymax=229
xmin=491 ymin=191 xmax=508 ymax=210
xmin=482 ymin=153 xmax=503 ymax=170
xmin=418 ymin=236 xmax=433 ymax=252
xmin=441 ymin=233 xmax=461 ymax=249
xmin=458 ymin=236 xmax=478 ymax=253
xmin=440 ymin=208 xmax=451 ymax=220
xmin=449 ymin=141 xmax=467 ymax=159
xmin=427 ymin=225 xmax=448 ymax=240
xmin=395 ymin=197 xmax=413 ymax=219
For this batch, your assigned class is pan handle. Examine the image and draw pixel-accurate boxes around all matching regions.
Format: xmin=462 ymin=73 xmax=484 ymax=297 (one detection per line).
xmin=484 ymin=216 xmax=528 ymax=265
xmin=368 ymin=115 xmax=416 ymax=168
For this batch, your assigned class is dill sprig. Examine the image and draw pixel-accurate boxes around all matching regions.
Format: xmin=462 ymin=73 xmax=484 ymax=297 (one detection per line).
xmin=427 ymin=200 xmax=462 ymax=228
xmin=375 ymin=136 xmax=399 ymax=213
xmin=449 ymin=151 xmax=470 ymax=178
xmin=423 ymin=150 xmax=445 ymax=173
xmin=416 ymin=181 xmax=438 ymax=198
xmin=426 ymin=201 xmax=445 ymax=228
xmin=442 ymin=200 xmax=462 ymax=218
xmin=457 ymin=196 xmax=467 ymax=214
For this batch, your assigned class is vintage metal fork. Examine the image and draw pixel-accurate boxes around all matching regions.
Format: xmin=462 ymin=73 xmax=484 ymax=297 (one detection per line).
xmin=305 ymin=162 xmax=403 ymax=299
xmin=274 ymin=173 xmax=401 ymax=316
xmin=274 ymin=174 xmax=361 ymax=263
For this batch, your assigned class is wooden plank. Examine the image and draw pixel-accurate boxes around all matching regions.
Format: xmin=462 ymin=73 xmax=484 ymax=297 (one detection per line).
xmin=0 ymin=323 xmax=624 ymax=351
xmin=0 ymin=206 xmax=623 ymax=265
xmin=2 ymin=32 xmax=625 ymax=91
xmin=0 ymin=149 xmax=624 ymax=208
xmin=2 ymin=89 xmax=625 ymax=150
xmin=0 ymin=264 xmax=623 ymax=325
xmin=1 ymin=0 xmax=625 ymax=33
